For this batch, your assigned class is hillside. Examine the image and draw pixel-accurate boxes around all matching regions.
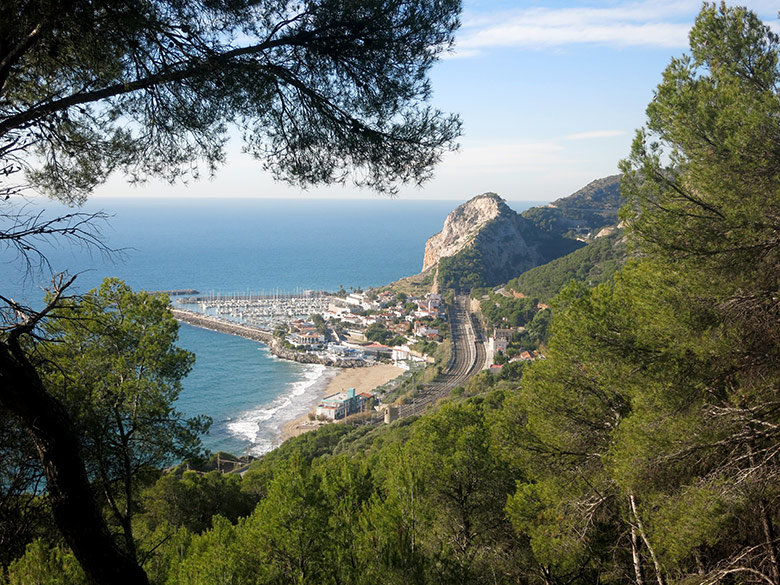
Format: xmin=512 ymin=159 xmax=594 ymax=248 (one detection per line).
xmin=424 ymin=193 xmax=582 ymax=292
xmin=504 ymin=230 xmax=628 ymax=302
xmin=521 ymin=174 xmax=622 ymax=239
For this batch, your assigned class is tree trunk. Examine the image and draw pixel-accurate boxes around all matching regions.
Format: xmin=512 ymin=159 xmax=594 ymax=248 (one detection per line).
xmin=759 ymin=495 xmax=780 ymax=584
xmin=629 ymin=493 xmax=665 ymax=585
xmin=630 ymin=520 xmax=645 ymax=585
xmin=0 ymin=341 xmax=149 ymax=585
xmin=748 ymin=445 xmax=780 ymax=585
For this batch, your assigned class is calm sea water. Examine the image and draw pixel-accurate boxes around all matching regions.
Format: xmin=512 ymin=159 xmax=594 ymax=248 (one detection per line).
xmin=2 ymin=197 xmax=540 ymax=455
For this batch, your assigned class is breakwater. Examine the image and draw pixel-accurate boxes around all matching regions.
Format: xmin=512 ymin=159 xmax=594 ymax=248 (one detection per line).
xmin=171 ymin=308 xmax=369 ymax=368
xmin=171 ymin=309 xmax=274 ymax=344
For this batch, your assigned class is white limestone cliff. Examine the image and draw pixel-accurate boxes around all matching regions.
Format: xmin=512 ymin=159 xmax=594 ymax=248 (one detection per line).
xmin=422 ymin=193 xmax=509 ymax=271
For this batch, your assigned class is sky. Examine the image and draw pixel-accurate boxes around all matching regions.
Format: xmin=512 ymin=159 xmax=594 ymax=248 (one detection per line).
xmin=94 ymin=0 xmax=780 ymax=203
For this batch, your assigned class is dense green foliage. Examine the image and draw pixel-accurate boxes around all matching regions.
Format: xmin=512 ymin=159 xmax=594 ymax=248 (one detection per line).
xmin=471 ymin=290 xmax=550 ymax=352
xmin=4 ymin=398 xmax=526 ymax=585
xmin=437 ymin=246 xmax=489 ymax=292
xmin=505 ymin=232 xmax=627 ymax=302
xmin=477 ymin=292 xmax=539 ymax=328
xmin=0 ymin=0 xmax=462 ymax=202
xmin=521 ymin=175 xmax=621 ymax=238
xmin=1 ymin=1 xmax=464 ymax=582
xmin=44 ymin=280 xmax=209 ymax=560
xmin=364 ymin=323 xmax=406 ymax=346
xmin=5 ymin=5 xmax=780 ymax=585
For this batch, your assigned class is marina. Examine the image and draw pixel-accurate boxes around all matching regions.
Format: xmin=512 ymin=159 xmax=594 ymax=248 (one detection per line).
xmin=174 ymin=291 xmax=334 ymax=330
xmin=170 ymin=309 xmax=274 ymax=344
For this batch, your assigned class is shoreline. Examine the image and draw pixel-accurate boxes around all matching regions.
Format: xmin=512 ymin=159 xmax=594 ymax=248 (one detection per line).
xmin=279 ymin=364 xmax=404 ymax=441
xmin=172 ymin=307 xmax=399 ymax=452
xmin=171 ymin=307 xmax=370 ymax=368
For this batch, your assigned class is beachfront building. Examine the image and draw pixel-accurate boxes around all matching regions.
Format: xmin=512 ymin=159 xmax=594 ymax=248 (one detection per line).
xmin=327 ymin=345 xmax=365 ymax=361
xmin=391 ymin=346 xmax=412 ymax=362
xmin=316 ymin=388 xmax=373 ymax=420
xmin=360 ymin=342 xmax=393 ymax=359
xmin=288 ymin=330 xmax=326 ymax=347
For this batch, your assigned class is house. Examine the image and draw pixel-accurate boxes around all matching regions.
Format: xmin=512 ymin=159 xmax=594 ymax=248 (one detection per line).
xmin=316 ymin=388 xmax=372 ymax=420
xmin=488 ymin=336 xmax=508 ymax=354
xmin=392 ymin=345 xmax=427 ymax=364
xmin=413 ymin=308 xmax=438 ymax=319
xmin=413 ymin=322 xmax=439 ymax=338
xmin=344 ymin=292 xmax=367 ymax=307
xmin=344 ymin=292 xmax=379 ymax=311
xmin=417 ymin=294 xmax=444 ymax=316
xmin=328 ymin=345 xmax=365 ymax=360
xmin=361 ymin=342 xmax=393 ymax=357
xmin=345 ymin=329 xmax=367 ymax=342
xmin=327 ymin=303 xmax=353 ymax=317
xmin=387 ymin=321 xmax=411 ymax=334
xmin=392 ymin=346 xmax=411 ymax=362
xmin=288 ymin=331 xmax=326 ymax=347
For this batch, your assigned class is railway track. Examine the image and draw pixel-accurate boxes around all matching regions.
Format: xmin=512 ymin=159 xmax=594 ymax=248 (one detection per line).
xmin=397 ymin=295 xmax=486 ymax=418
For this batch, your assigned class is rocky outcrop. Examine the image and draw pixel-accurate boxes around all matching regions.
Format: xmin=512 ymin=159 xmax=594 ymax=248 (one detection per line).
xmin=423 ymin=193 xmax=509 ymax=271
xmin=422 ymin=193 xmax=582 ymax=291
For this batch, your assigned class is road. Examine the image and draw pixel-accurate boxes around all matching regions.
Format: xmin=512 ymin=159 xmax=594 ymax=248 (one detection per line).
xmin=397 ymin=295 xmax=486 ymax=418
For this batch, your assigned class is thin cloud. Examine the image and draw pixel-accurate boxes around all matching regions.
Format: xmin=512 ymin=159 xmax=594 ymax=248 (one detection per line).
xmin=440 ymin=141 xmax=577 ymax=172
xmin=453 ymin=1 xmax=700 ymax=55
xmin=565 ymin=130 xmax=626 ymax=140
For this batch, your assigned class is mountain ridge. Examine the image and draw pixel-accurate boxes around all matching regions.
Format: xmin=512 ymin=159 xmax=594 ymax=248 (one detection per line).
xmin=423 ymin=192 xmax=582 ymax=292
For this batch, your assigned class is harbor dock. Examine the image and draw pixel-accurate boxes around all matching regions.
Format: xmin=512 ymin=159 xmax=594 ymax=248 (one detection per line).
xmin=171 ymin=309 xmax=274 ymax=344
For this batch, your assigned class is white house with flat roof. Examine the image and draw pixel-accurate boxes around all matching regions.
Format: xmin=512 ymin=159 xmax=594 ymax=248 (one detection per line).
xmin=316 ymin=388 xmax=372 ymax=420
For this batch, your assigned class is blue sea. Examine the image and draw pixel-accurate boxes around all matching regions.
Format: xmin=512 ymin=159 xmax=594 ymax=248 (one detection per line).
xmin=2 ymin=197 xmax=541 ymax=455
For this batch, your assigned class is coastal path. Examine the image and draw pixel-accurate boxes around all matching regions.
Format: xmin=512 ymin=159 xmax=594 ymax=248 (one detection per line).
xmin=397 ymin=295 xmax=486 ymax=418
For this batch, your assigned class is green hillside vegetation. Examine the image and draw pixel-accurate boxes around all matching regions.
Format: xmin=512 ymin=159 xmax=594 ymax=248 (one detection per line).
xmin=505 ymin=231 xmax=628 ymax=302
xmin=385 ymin=269 xmax=436 ymax=297
xmin=436 ymin=215 xmax=582 ymax=292
xmin=470 ymin=289 xmax=552 ymax=352
xmin=477 ymin=292 xmax=539 ymax=328
xmin=521 ymin=174 xmax=622 ymax=238
xmin=435 ymin=176 xmax=625 ymax=294
xmin=4 ymin=5 xmax=780 ymax=585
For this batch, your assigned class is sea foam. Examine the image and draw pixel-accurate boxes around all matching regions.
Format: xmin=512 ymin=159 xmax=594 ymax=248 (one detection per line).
xmin=226 ymin=362 xmax=339 ymax=455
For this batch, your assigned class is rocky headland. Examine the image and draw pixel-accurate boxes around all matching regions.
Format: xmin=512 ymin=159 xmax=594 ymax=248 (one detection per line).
xmin=422 ymin=192 xmax=582 ymax=291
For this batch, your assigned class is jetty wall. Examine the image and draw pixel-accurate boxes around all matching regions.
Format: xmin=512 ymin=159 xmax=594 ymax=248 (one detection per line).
xmin=171 ymin=308 xmax=368 ymax=368
xmin=171 ymin=309 xmax=274 ymax=344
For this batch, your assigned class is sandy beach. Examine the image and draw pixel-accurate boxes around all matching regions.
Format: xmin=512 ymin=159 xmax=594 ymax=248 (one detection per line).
xmin=279 ymin=363 xmax=404 ymax=441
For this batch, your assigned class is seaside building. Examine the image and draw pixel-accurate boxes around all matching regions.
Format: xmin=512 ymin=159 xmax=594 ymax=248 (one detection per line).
xmin=327 ymin=345 xmax=365 ymax=360
xmin=360 ymin=342 xmax=393 ymax=358
xmin=288 ymin=331 xmax=326 ymax=347
xmin=316 ymin=388 xmax=373 ymax=420
xmin=391 ymin=346 xmax=412 ymax=362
